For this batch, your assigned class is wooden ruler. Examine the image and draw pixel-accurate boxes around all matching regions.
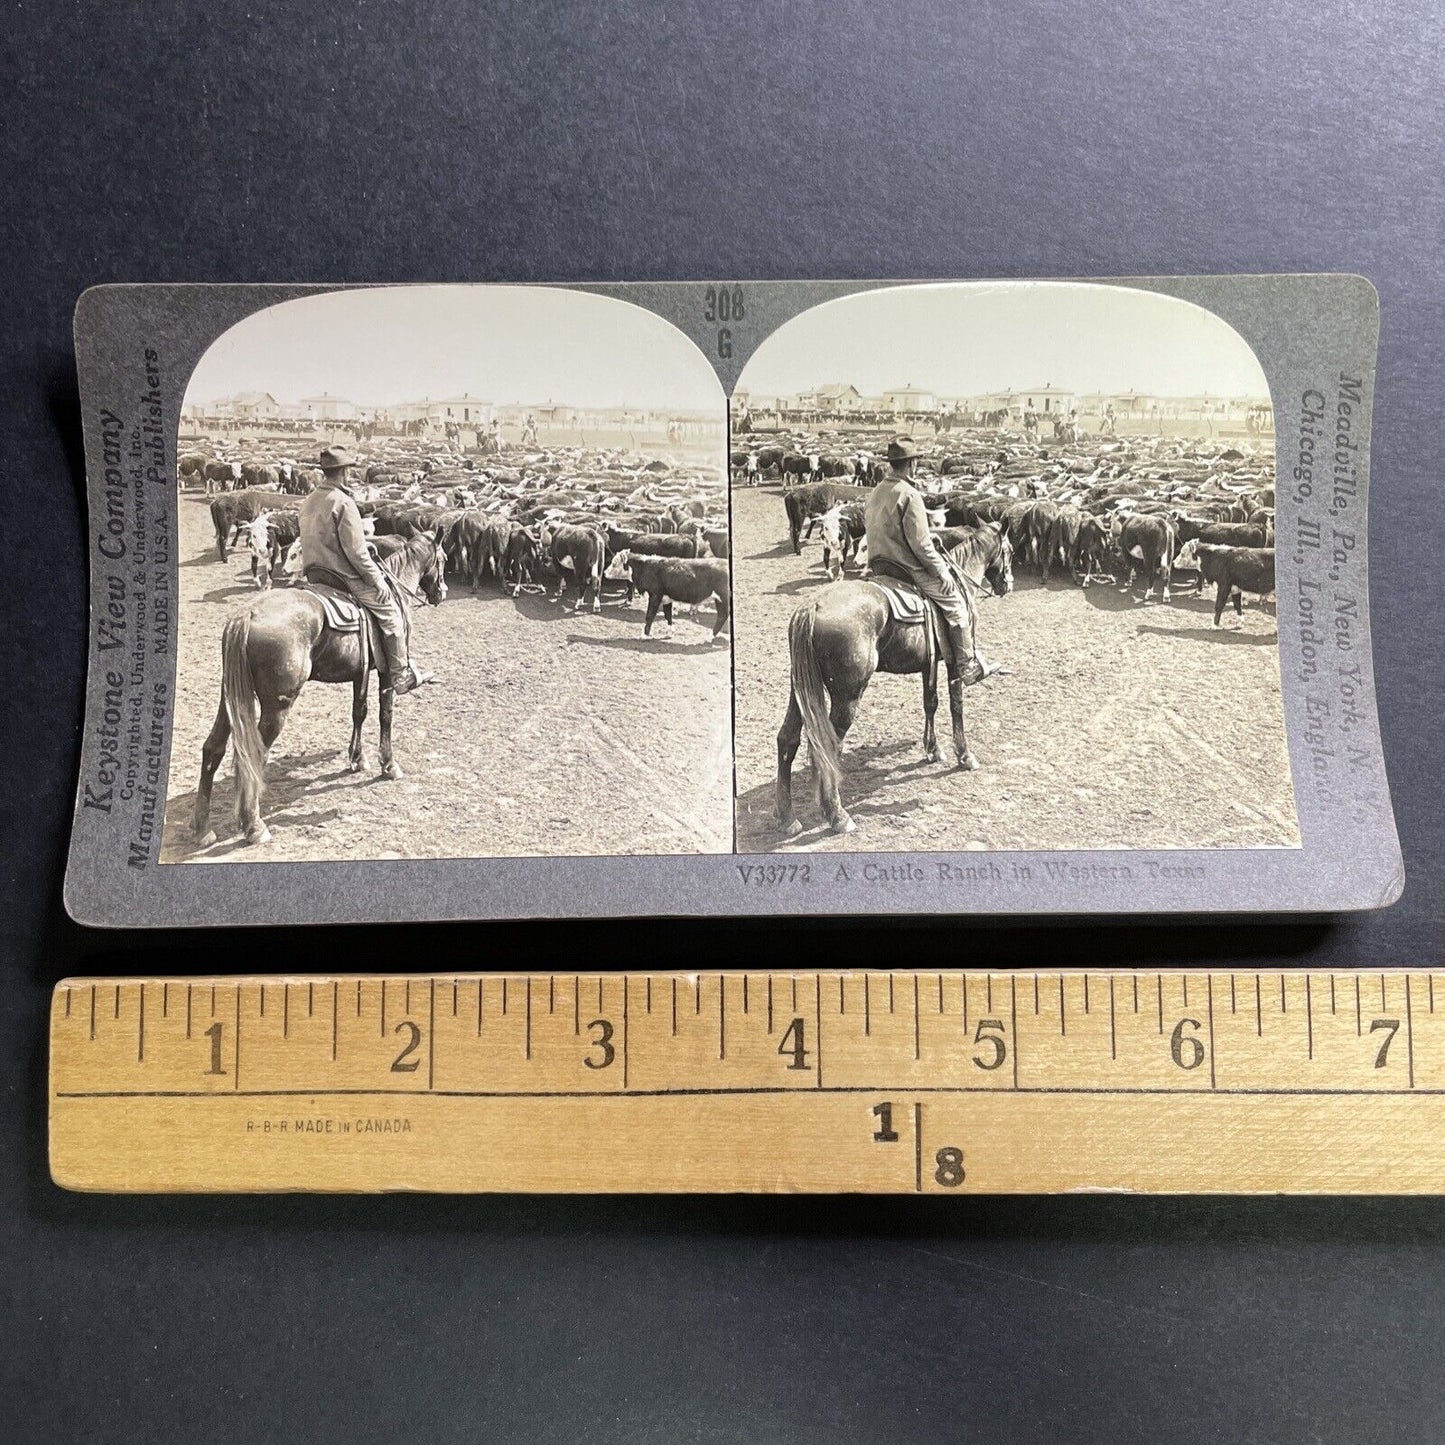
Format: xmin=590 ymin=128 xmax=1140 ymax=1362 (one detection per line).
xmin=48 ymin=970 xmax=1445 ymax=1194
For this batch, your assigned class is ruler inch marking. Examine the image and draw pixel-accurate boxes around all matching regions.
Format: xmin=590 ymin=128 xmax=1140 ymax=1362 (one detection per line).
xmin=914 ymin=1102 xmax=923 ymax=1193
xmin=1011 ymin=973 xmax=1020 ymax=1091
xmin=1306 ymin=975 xmax=1313 ymax=1060
xmin=1109 ymin=974 xmax=1117 ymax=1061
xmin=428 ymin=978 xmax=436 ymax=1090
xmin=815 ymin=973 xmax=823 ymax=1089
xmin=1406 ymin=973 xmax=1416 ymax=1090
xmin=1206 ymin=973 xmax=1217 ymax=1091
xmin=913 ymin=974 xmax=921 ymax=1061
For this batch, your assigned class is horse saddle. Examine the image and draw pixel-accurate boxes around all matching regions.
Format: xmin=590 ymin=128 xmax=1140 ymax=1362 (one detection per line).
xmin=866 ymin=563 xmax=932 ymax=625
xmin=300 ymin=578 xmax=389 ymax=665
xmin=303 ymin=581 xmax=366 ymax=633
xmin=866 ymin=564 xmax=957 ymax=670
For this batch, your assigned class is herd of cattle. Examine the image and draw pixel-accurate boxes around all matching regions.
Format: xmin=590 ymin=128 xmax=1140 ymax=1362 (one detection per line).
xmin=733 ymin=430 xmax=1278 ymax=626
xmin=182 ymin=438 xmax=732 ymax=640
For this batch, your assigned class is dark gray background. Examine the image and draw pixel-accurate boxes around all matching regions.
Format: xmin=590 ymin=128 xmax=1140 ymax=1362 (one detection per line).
xmin=4 ymin=2 xmax=1442 ymax=1441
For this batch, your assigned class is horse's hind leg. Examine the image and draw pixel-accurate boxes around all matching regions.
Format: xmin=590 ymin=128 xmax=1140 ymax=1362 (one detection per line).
xmin=378 ymin=684 xmax=403 ymax=780
xmin=193 ymin=695 xmax=231 ymax=847
xmin=823 ymin=697 xmax=859 ymax=834
xmin=921 ymin=663 xmax=940 ymax=763
xmin=348 ymin=674 xmax=369 ymax=773
xmin=776 ymin=691 xmax=804 ymax=838
xmin=946 ymin=670 xmax=980 ymax=772
xmin=235 ymin=702 xmax=289 ymax=846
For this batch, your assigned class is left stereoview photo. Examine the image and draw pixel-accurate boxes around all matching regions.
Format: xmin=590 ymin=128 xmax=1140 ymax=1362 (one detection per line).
xmin=163 ymin=285 xmax=732 ymax=862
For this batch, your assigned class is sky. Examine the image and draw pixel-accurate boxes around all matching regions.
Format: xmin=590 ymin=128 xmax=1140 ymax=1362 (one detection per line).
xmin=736 ymin=283 xmax=1270 ymax=400
xmin=185 ymin=285 xmax=724 ymax=411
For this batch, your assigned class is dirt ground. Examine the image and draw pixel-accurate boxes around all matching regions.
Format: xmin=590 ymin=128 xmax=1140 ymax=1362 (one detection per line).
xmin=161 ymin=495 xmax=732 ymax=862
xmin=731 ymin=484 xmax=1300 ymax=855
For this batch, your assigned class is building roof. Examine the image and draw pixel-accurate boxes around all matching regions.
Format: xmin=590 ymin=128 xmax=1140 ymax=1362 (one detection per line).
xmin=299 ymin=393 xmax=352 ymax=403
xmin=814 ymin=382 xmax=861 ymax=399
xmin=884 ymin=383 xmax=935 ymax=395
xmin=231 ymin=391 xmax=277 ymax=406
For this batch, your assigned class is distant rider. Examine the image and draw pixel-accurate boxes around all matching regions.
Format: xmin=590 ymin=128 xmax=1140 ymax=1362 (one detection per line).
xmin=298 ymin=446 xmax=434 ymax=695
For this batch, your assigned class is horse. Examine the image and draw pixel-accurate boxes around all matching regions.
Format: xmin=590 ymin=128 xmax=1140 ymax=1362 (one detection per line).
xmin=776 ymin=523 xmax=1013 ymax=838
xmin=192 ymin=531 xmax=447 ymax=848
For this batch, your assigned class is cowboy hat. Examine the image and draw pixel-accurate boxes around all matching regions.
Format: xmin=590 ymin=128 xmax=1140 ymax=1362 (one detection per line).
xmin=886 ymin=437 xmax=920 ymax=462
xmin=318 ymin=446 xmax=355 ymax=471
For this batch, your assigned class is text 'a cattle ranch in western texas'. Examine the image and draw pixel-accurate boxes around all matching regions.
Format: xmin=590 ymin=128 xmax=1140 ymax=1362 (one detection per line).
xmin=730 ymin=282 xmax=1298 ymax=854
xmin=162 ymin=286 xmax=732 ymax=862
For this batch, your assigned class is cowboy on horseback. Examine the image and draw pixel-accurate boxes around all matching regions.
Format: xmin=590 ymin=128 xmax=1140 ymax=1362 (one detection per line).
xmin=864 ymin=437 xmax=986 ymax=687
xmin=299 ymin=447 xmax=435 ymax=695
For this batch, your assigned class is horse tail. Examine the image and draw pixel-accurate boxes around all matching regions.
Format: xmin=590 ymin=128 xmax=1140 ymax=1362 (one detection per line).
xmin=221 ymin=612 xmax=266 ymax=827
xmin=788 ymin=604 xmax=841 ymax=809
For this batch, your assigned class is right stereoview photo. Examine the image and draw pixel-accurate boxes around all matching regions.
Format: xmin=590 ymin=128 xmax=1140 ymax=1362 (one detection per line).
xmin=729 ymin=281 xmax=1299 ymax=853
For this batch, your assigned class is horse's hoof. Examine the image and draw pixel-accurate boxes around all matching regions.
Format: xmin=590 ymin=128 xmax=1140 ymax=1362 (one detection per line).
xmin=780 ymin=817 xmax=803 ymax=839
xmin=349 ymin=755 xmax=365 ymax=774
xmin=958 ymin=751 xmax=981 ymax=772
xmin=924 ymin=748 xmax=940 ymax=764
xmin=246 ymin=825 xmax=272 ymax=846
xmin=381 ymin=762 xmax=405 ymax=781
xmin=196 ymin=829 xmax=217 ymax=849
xmin=829 ymin=813 xmax=856 ymax=835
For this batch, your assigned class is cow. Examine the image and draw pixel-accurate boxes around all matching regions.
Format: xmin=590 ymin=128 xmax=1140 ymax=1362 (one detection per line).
xmin=1042 ymin=505 xmax=1084 ymax=583
xmin=606 ymin=527 xmax=706 ymax=558
xmin=1070 ymin=514 xmax=1113 ymax=586
xmin=704 ymin=527 xmax=730 ymax=559
xmin=1023 ymin=500 xmax=1060 ymax=574
xmin=819 ymin=503 xmax=866 ymax=579
xmin=1171 ymin=517 xmax=1273 ymax=591
xmin=503 ymin=525 xmax=540 ymax=594
xmin=625 ymin=556 xmax=731 ymax=639
xmin=203 ymin=459 xmax=242 ymax=494
xmin=782 ymin=481 xmax=869 ymax=554
xmin=542 ymin=523 xmax=607 ymax=611
xmin=1112 ymin=513 xmax=1178 ymax=602
xmin=210 ymin=488 xmax=299 ymax=556
xmin=179 ymin=453 xmax=208 ymax=487
xmin=606 ymin=528 xmax=707 ymax=599
xmin=730 ymin=449 xmax=762 ymax=487
xmin=448 ymin=513 xmax=506 ymax=590
xmin=753 ymin=445 xmax=786 ymax=477
xmin=245 ymin=510 xmax=301 ymax=590
xmin=779 ymin=452 xmax=814 ymax=487
xmin=1176 ymin=542 xmax=1276 ymax=626
xmin=1174 ymin=516 xmax=1273 ymax=551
